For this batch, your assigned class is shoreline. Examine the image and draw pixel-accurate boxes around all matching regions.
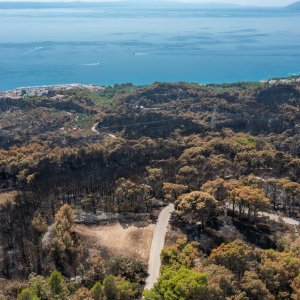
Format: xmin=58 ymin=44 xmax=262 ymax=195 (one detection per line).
xmin=0 ymin=83 xmax=105 ymax=98
xmin=1 ymin=75 xmax=300 ymax=94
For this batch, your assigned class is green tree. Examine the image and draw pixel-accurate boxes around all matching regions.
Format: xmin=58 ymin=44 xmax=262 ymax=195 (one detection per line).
xmin=49 ymin=270 xmax=68 ymax=299
xmin=143 ymin=267 xmax=208 ymax=300
xmin=28 ymin=274 xmax=51 ymax=300
xmin=161 ymin=238 xmax=199 ymax=269
xmin=103 ymin=275 xmax=117 ymax=300
xmin=103 ymin=275 xmax=138 ymax=300
xmin=17 ymin=288 xmax=39 ymax=300
xmin=90 ymin=282 xmax=103 ymax=300
xmin=108 ymin=256 xmax=147 ymax=284
xmin=115 ymin=277 xmax=138 ymax=300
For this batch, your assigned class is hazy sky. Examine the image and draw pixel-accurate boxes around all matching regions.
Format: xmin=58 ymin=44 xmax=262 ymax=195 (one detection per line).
xmin=0 ymin=0 xmax=296 ymax=6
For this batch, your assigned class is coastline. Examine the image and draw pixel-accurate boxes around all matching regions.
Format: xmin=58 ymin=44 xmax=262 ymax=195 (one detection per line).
xmin=0 ymin=75 xmax=300 ymax=99
xmin=0 ymin=83 xmax=105 ymax=98
xmin=0 ymin=73 xmax=300 ymax=92
xmin=1 ymin=75 xmax=300 ymax=95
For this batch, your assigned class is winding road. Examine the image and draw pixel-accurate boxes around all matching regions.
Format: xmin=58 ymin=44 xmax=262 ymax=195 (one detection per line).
xmin=91 ymin=122 xmax=116 ymax=139
xmin=91 ymin=122 xmax=99 ymax=134
xmin=145 ymin=204 xmax=175 ymax=290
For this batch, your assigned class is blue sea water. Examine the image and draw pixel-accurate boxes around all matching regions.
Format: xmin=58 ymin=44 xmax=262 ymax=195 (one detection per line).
xmin=0 ymin=6 xmax=300 ymax=90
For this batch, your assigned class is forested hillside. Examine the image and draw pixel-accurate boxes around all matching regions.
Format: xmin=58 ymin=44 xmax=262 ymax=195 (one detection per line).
xmin=0 ymin=78 xmax=299 ymax=299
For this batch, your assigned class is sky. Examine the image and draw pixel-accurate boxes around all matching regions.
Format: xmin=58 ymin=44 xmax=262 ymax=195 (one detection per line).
xmin=0 ymin=0 xmax=296 ymax=6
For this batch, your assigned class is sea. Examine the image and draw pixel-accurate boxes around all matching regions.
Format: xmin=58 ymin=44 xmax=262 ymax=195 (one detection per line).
xmin=0 ymin=4 xmax=300 ymax=90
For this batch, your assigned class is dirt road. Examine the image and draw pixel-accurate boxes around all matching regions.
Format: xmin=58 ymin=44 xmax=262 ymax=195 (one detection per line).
xmin=91 ymin=122 xmax=99 ymax=134
xmin=262 ymin=212 xmax=299 ymax=226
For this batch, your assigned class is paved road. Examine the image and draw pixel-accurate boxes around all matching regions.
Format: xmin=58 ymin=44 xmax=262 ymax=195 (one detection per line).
xmin=145 ymin=204 xmax=175 ymax=290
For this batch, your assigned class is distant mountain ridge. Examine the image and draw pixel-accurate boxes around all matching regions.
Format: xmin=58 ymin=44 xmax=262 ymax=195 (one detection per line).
xmin=286 ymin=1 xmax=300 ymax=9
xmin=3 ymin=1 xmax=300 ymax=10
xmin=0 ymin=2 xmax=119 ymax=9
xmin=0 ymin=1 xmax=249 ymax=10
xmin=0 ymin=1 xmax=298 ymax=11
xmin=125 ymin=1 xmax=241 ymax=8
xmin=1 ymin=0 xmax=300 ymax=10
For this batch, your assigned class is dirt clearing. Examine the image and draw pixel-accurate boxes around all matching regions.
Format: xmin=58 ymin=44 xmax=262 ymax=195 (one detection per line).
xmin=75 ymin=221 xmax=155 ymax=262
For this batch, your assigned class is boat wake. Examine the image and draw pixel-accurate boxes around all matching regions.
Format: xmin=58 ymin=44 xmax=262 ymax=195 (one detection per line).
xmin=133 ymin=52 xmax=148 ymax=56
xmin=79 ymin=62 xmax=101 ymax=66
xmin=24 ymin=47 xmax=44 ymax=54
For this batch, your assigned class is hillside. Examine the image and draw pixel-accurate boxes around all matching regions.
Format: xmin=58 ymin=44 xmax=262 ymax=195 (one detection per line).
xmin=1 ymin=79 xmax=299 ymax=150
xmin=0 ymin=78 xmax=299 ymax=299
